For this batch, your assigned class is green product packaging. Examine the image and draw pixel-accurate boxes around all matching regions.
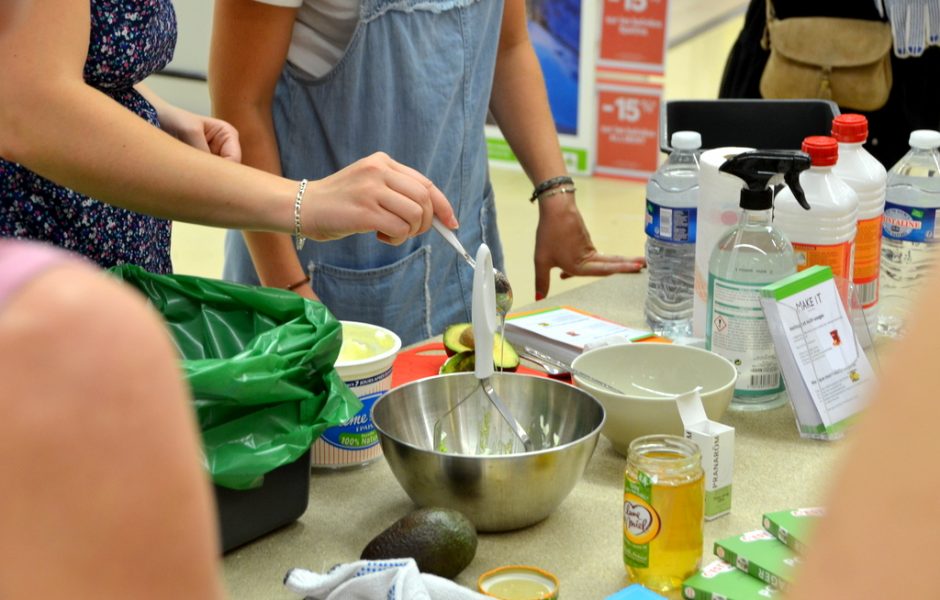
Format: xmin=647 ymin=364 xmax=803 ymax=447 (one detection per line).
xmin=110 ymin=265 xmax=361 ymax=490
xmin=760 ymin=266 xmax=873 ymax=440
xmin=761 ymin=507 xmax=824 ymax=554
xmin=713 ymin=530 xmax=800 ymax=592
xmin=682 ymin=560 xmax=778 ymax=600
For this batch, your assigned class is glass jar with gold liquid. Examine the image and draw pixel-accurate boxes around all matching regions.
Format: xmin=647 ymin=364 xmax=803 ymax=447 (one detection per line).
xmin=624 ymin=434 xmax=704 ymax=595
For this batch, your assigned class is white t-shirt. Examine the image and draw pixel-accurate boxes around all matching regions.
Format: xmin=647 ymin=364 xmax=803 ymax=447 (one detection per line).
xmin=253 ymin=0 xmax=358 ymax=78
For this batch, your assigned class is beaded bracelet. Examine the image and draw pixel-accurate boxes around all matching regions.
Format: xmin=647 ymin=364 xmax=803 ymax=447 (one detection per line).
xmin=285 ymin=275 xmax=311 ymax=292
xmin=530 ymin=175 xmax=574 ymax=202
xmin=537 ymin=186 xmax=576 ymax=201
xmin=293 ymin=178 xmax=308 ymax=251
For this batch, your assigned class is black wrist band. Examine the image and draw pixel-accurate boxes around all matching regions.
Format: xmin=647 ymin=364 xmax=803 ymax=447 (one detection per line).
xmin=530 ymin=176 xmax=574 ymax=202
xmin=286 ymin=275 xmax=311 ymax=291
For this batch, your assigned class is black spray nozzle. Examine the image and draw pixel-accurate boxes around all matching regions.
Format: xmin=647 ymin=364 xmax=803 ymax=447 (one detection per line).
xmin=719 ymin=151 xmax=812 ymax=211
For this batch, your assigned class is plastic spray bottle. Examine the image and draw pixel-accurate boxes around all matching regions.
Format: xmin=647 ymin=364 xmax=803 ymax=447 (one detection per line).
xmin=706 ymin=151 xmax=812 ymax=411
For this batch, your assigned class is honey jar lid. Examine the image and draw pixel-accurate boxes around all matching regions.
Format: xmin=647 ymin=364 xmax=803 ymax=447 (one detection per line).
xmin=477 ymin=565 xmax=560 ymax=600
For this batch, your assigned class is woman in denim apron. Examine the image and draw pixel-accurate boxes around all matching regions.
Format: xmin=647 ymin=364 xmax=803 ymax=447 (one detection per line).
xmin=214 ymin=0 xmax=646 ymax=346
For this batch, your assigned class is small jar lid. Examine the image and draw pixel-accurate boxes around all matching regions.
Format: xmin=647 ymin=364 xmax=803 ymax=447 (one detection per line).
xmin=831 ymin=114 xmax=868 ymax=143
xmin=478 ymin=565 xmax=559 ymax=600
xmin=910 ymin=129 xmax=940 ymax=149
xmin=671 ymin=131 xmax=702 ymax=151
xmin=802 ymin=136 xmax=839 ymax=166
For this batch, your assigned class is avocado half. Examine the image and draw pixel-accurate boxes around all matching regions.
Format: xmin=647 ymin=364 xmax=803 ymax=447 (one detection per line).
xmin=440 ymin=323 xmax=519 ymax=372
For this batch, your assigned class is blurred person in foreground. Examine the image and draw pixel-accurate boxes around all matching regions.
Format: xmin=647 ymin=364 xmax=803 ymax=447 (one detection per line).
xmin=788 ymin=265 xmax=940 ymax=598
xmin=0 ymin=238 xmax=227 ymax=598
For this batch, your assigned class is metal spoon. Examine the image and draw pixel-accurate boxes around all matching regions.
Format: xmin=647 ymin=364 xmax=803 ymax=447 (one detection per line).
xmin=432 ymin=217 xmax=514 ymax=315
xmin=516 ymin=346 xmax=628 ymax=395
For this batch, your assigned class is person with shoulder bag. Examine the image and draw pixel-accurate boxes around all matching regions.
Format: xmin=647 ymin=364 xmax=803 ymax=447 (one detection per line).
xmin=719 ymin=0 xmax=940 ymax=168
xmin=759 ymin=0 xmax=893 ymax=112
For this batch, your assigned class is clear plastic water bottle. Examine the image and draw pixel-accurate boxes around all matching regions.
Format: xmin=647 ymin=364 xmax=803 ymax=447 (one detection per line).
xmin=878 ymin=130 xmax=940 ymax=338
xmin=644 ymin=131 xmax=701 ymax=338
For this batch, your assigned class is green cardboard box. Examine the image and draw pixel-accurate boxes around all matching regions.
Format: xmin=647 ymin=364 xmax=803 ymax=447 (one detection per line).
xmin=761 ymin=507 xmax=824 ymax=554
xmin=713 ymin=530 xmax=800 ymax=592
xmin=682 ymin=560 xmax=778 ymax=599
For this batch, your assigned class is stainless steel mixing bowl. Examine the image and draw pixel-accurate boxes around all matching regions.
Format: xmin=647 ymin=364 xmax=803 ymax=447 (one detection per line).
xmin=371 ymin=373 xmax=605 ymax=532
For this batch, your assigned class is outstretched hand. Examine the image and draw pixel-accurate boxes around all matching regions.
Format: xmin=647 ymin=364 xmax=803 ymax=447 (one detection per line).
xmin=534 ymin=195 xmax=645 ymax=300
xmin=301 ymin=152 xmax=458 ymax=245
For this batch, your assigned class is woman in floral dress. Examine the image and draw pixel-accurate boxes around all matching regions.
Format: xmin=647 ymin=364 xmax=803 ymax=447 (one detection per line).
xmin=0 ymin=0 xmax=458 ymax=274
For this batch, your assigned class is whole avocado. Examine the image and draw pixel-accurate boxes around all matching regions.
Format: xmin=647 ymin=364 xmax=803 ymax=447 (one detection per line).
xmin=360 ymin=507 xmax=477 ymax=579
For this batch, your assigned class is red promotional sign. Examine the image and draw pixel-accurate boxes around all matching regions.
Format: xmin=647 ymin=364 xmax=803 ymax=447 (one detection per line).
xmin=594 ymin=81 xmax=662 ymax=181
xmin=599 ymin=0 xmax=669 ymax=73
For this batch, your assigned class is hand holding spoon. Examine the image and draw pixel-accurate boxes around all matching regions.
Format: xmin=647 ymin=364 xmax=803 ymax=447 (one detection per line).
xmin=432 ymin=217 xmax=513 ymax=315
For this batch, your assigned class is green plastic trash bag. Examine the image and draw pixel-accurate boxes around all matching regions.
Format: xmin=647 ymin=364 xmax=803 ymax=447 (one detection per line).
xmin=110 ymin=265 xmax=361 ymax=490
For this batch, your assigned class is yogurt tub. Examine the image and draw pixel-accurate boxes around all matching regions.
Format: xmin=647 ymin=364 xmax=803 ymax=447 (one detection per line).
xmin=312 ymin=321 xmax=401 ymax=469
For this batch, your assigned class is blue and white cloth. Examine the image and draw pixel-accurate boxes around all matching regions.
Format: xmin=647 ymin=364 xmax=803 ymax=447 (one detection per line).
xmin=284 ymin=559 xmax=489 ymax=600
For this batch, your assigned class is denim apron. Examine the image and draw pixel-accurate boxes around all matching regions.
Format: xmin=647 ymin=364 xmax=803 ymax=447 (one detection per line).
xmin=223 ymin=0 xmax=505 ymax=346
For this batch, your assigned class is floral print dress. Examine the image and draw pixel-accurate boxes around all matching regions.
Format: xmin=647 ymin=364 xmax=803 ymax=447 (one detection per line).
xmin=0 ymin=0 xmax=178 ymax=273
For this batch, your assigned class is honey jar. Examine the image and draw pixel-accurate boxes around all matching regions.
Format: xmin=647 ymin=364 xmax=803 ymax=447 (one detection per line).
xmin=624 ymin=434 xmax=704 ymax=595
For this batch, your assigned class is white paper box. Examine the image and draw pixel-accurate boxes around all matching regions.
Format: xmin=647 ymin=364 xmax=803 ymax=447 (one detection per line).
xmin=676 ymin=388 xmax=735 ymax=520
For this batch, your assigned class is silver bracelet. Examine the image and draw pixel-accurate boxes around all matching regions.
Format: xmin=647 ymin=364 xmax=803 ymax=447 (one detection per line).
xmin=293 ymin=179 xmax=308 ymax=251
xmin=536 ymin=186 xmax=576 ymax=201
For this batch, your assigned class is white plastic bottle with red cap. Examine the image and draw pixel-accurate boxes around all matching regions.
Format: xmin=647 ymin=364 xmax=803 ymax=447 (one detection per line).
xmin=831 ymin=114 xmax=887 ymax=341
xmin=879 ymin=130 xmax=940 ymax=338
xmin=774 ymin=136 xmax=859 ymax=301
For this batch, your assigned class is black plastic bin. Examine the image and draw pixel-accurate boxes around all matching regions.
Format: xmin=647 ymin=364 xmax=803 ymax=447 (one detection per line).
xmin=214 ymin=449 xmax=312 ymax=553
xmin=660 ymin=99 xmax=840 ymax=152
xmin=107 ymin=266 xmax=359 ymax=556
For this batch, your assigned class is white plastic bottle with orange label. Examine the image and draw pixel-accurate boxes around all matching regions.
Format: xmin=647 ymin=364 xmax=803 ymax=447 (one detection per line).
xmin=775 ymin=136 xmax=859 ymax=304
xmin=831 ymin=114 xmax=886 ymax=343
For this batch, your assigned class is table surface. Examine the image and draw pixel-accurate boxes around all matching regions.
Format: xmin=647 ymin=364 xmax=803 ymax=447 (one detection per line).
xmin=221 ymin=272 xmax=848 ymax=599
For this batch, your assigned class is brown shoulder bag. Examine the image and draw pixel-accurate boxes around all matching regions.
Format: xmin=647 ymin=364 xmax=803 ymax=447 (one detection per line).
xmin=759 ymin=0 xmax=893 ymax=112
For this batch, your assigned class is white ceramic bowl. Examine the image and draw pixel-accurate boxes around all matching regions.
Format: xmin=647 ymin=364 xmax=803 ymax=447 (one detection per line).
xmin=570 ymin=343 xmax=737 ymax=455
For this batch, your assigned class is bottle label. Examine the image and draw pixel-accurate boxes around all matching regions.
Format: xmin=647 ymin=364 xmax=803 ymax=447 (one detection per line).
xmin=706 ymin=275 xmax=783 ymax=395
xmin=624 ymin=470 xmax=660 ymax=568
xmin=645 ymin=199 xmax=696 ymax=243
xmin=320 ymin=391 xmax=382 ymax=451
xmin=883 ymin=202 xmax=938 ymax=243
xmin=792 ymin=240 xmax=854 ymax=301
xmin=853 ymin=215 xmax=883 ymax=309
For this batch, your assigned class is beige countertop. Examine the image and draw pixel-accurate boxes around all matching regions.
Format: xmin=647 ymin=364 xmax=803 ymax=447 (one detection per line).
xmin=222 ymin=273 xmax=848 ymax=599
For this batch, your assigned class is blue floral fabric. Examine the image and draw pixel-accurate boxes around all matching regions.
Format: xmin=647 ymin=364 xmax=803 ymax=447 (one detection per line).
xmin=0 ymin=0 xmax=178 ymax=273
